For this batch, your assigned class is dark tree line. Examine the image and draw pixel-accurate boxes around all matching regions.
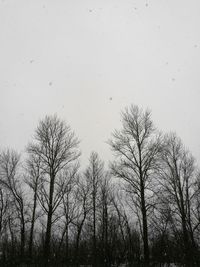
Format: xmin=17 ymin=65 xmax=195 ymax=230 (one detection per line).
xmin=0 ymin=107 xmax=200 ymax=267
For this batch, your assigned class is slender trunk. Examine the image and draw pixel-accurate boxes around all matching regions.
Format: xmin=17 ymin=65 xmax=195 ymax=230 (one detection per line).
xmin=186 ymin=184 xmax=197 ymax=266
xmin=58 ymin=226 xmax=66 ymax=253
xmin=44 ymin=171 xmax=55 ymax=263
xmin=138 ymin=142 xmax=149 ymax=267
xmin=75 ymin=206 xmax=87 ymax=267
xmin=93 ymin=182 xmax=97 ymax=267
xmin=44 ymin=206 xmax=53 ymax=263
xmin=75 ymin=228 xmax=81 ymax=267
xmin=20 ymin=211 xmax=25 ymax=259
xmin=93 ymin=195 xmax=96 ymax=267
xmin=8 ymin=217 xmax=15 ymax=257
xmin=66 ymin=223 xmax=69 ymax=266
xmin=141 ymin=185 xmax=149 ymax=267
xmin=75 ymin=222 xmax=83 ymax=267
xmin=102 ymin=202 xmax=105 ymax=266
xmin=104 ymin=201 xmax=109 ymax=267
xmin=178 ymin=182 xmax=191 ymax=267
xmin=29 ymin=189 xmax=37 ymax=258
xmin=65 ymin=189 xmax=69 ymax=267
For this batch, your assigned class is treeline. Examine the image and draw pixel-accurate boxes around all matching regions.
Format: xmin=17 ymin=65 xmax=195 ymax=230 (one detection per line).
xmin=0 ymin=105 xmax=200 ymax=267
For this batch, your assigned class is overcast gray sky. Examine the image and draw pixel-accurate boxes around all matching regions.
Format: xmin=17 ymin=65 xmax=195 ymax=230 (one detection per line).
xmin=0 ymin=0 xmax=200 ymax=166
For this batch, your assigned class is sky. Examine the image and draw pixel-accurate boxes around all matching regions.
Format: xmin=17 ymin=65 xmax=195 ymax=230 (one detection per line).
xmin=0 ymin=0 xmax=200 ymax=167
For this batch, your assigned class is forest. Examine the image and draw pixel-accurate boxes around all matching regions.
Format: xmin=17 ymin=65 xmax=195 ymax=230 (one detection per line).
xmin=0 ymin=104 xmax=199 ymax=267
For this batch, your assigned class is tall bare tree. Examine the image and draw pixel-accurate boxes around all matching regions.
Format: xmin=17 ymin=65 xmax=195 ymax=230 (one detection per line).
xmin=85 ymin=151 xmax=104 ymax=267
xmin=59 ymin=165 xmax=79 ymax=266
xmin=25 ymin=153 xmax=43 ymax=258
xmin=108 ymin=105 xmax=162 ymax=267
xmin=160 ymin=133 xmax=198 ymax=266
xmin=27 ymin=115 xmax=80 ymax=263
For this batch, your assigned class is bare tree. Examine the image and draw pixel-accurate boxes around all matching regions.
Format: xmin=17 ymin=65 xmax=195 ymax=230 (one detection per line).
xmin=108 ymin=105 xmax=162 ymax=267
xmin=0 ymin=149 xmax=27 ymax=258
xmin=25 ymin=153 xmax=43 ymax=258
xmin=59 ymin=164 xmax=79 ymax=265
xmin=27 ymin=115 xmax=80 ymax=263
xmin=160 ymin=133 xmax=198 ymax=266
xmin=85 ymin=151 xmax=104 ymax=267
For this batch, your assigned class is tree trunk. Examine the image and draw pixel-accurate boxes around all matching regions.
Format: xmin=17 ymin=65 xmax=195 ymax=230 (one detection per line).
xmin=20 ymin=213 xmax=25 ymax=259
xmin=44 ymin=171 xmax=55 ymax=264
xmin=44 ymin=206 xmax=53 ymax=262
xmin=65 ymin=223 xmax=69 ymax=266
xmin=182 ymin=216 xmax=191 ymax=267
xmin=29 ymin=189 xmax=37 ymax=258
xmin=75 ymin=225 xmax=82 ymax=267
xmin=141 ymin=186 xmax=149 ymax=267
xmin=104 ymin=201 xmax=109 ymax=267
xmin=93 ymin=192 xmax=96 ymax=267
